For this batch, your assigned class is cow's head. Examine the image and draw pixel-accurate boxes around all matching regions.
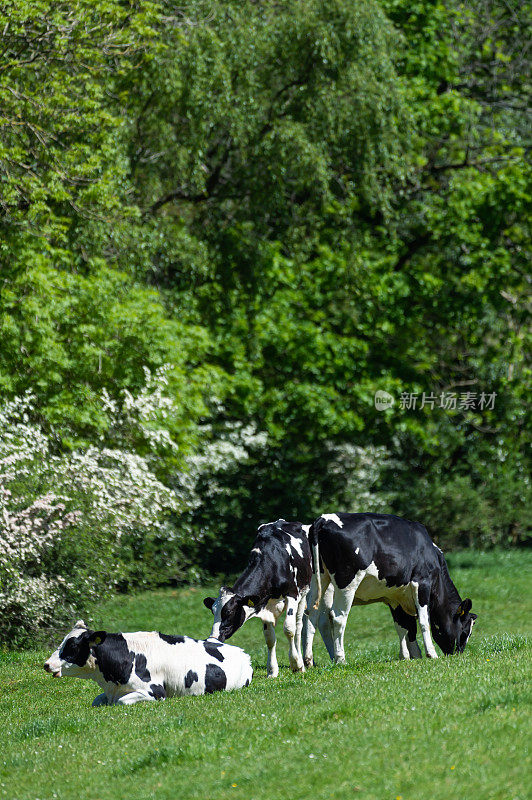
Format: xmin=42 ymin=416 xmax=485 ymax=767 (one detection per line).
xmin=431 ymin=599 xmax=477 ymax=655
xmin=44 ymin=621 xmax=107 ymax=678
xmin=203 ymin=587 xmax=256 ymax=642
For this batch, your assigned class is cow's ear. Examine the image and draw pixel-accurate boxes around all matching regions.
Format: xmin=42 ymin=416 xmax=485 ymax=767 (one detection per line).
xmin=457 ymin=598 xmax=473 ymax=618
xmin=203 ymin=597 xmax=215 ymax=610
xmin=245 ymin=597 xmax=255 ymax=609
xmin=88 ymin=630 xmax=106 ymax=647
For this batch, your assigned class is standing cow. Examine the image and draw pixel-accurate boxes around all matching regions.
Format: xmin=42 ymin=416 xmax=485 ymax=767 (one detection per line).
xmin=303 ymin=512 xmax=477 ymax=666
xmin=44 ymin=621 xmax=253 ymax=706
xmin=203 ymin=519 xmax=314 ymax=676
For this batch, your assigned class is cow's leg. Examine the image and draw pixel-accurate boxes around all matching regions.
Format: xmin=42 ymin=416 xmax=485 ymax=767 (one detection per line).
xmin=302 ymin=573 xmax=319 ymax=667
xmin=284 ymin=596 xmax=304 ymax=672
xmin=390 ymin=606 xmax=421 ymax=660
xmin=391 ymin=610 xmax=410 ymax=660
xmin=403 ymin=610 xmax=422 ymax=659
xmin=303 ymin=571 xmax=331 ymax=667
xmin=412 ymin=582 xmax=438 ymax=659
xmin=295 ymin=589 xmax=309 ymax=667
xmin=317 ymin=582 xmax=335 ymax=661
xmin=329 ymin=590 xmax=354 ymax=664
xmin=263 ymin=621 xmax=279 ymax=678
xmin=407 ymin=628 xmax=422 ymax=659
xmin=329 ymin=573 xmax=365 ymax=664
xmin=92 ymin=693 xmax=109 ymax=707
xmin=115 ymin=689 xmax=158 ymax=705
xmin=407 ymin=632 xmax=421 ymax=658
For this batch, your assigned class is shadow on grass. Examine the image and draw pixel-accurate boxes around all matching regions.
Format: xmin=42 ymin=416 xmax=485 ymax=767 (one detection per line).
xmin=116 ymin=744 xmax=207 ymax=775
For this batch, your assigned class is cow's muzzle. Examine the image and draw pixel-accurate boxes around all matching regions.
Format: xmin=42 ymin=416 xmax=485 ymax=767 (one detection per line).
xmin=44 ymin=662 xmax=61 ymax=677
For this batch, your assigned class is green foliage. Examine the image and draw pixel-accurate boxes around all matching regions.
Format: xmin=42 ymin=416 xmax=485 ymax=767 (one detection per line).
xmin=399 ymin=453 xmax=531 ymax=548
xmin=131 ymin=0 xmax=406 ymax=236
xmin=0 ymin=261 xmax=209 ymax=447
xmin=0 ymin=1 xmax=212 ymax=452
xmin=0 ymin=0 xmax=157 ymax=232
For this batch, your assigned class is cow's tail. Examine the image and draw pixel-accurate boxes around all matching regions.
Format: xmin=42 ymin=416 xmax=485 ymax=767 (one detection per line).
xmin=308 ymin=522 xmax=322 ymax=610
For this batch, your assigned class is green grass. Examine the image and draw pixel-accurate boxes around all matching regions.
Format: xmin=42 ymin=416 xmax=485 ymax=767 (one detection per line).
xmin=1 ymin=549 xmax=531 ymax=800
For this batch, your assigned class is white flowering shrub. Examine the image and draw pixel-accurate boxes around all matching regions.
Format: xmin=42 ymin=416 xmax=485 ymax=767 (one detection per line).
xmin=0 ymin=387 xmax=184 ymax=646
xmin=0 ymin=484 xmax=80 ymax=641
xmin=177 ymin=415 xmax=271 ymax=570
xmin=180 ymin=419 xmax=269 ymax=508
xmin=324 ymin=442 xmax=394 ymax=511
xmin=101 ymin=365 xmax=182 ymax=456
xmin=0 ymin=371 xmax=273 ymax=645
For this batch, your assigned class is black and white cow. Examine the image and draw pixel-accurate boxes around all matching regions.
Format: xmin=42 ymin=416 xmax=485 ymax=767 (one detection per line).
xmin=203 ymin=519 xmax=314 ymax=676
xmin=303 ymin=513 xmax=477 ymax=665
xmin=44 ymin=620 xmax=253 ymax=706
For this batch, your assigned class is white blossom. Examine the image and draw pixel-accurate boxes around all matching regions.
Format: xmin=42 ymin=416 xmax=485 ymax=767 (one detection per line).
xmin=0 ymin=384 xmax=183 ymax=639
xmin=325 ymin=442 xmax=393 ymax=511
xmin=176 ymin=420 xmax=269 ymax=507
xmin=0 ymin=372 xmax=270 ymax=641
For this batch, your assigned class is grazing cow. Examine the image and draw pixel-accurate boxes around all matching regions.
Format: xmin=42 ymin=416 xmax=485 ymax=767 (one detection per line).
xmin=203 ymin=519 xmax=314 ymax=676
xmin=44 ymin=621 xmax=253 ymax=706
xmin=303 ymin=513 xmax=477 ymax=666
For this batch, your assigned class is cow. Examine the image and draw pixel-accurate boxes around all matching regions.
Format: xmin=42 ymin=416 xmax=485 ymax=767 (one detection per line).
xmin=203 ymin=519 xmax=315 ymax=676
xmin=303 ymin=512 xmax=477 ymax=666
xmin=44 ymin=620 xmax=253 ymax=706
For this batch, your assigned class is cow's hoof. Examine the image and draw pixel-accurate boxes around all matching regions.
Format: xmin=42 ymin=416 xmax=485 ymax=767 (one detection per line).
xmin=267 ymin=671 xmax=279 ymax=679
xmin=92 ymin=693 xmax=109 ymax=707
xmin=290 ymin=660 xmax=305 ymax=674
xmin=304 ymin=657 xmax=314 ymax=668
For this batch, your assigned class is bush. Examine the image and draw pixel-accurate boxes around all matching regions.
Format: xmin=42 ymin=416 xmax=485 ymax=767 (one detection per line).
xmin=0 ymin=388 xmax=186 ymax=646
xmin=394 ymin=454 xmax=532 ymax=549
xmin=0 ymin=374 xmax=277 ymax=645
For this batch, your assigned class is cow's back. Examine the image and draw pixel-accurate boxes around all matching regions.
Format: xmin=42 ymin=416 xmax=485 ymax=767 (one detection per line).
xmin=311 ymin=513 xmax=439 ymax=591
xmin=122 ymin=633 xmax=253 ymax=697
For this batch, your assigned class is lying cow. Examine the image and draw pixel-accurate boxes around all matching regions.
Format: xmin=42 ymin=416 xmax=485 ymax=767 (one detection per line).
xmin=303 ymin=512 xmax=477 ymax=665
xmin=203 ymin=519 xmax=314 ymax=676
xmin=44 ymin=621 xmax=253 ymax=706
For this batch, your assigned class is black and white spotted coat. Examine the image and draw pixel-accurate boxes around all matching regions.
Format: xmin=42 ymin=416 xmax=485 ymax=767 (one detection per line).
xmin=204 ymin=519 xmax=313 ymax=676
xmin=44 ymin=621 xmax=253 ymax=706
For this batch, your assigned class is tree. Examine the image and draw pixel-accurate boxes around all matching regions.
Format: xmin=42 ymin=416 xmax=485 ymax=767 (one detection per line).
xmin=0 ymin=1 xmax=212 ymax=452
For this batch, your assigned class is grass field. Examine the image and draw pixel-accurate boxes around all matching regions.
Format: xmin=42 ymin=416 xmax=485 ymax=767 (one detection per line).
xmin=1 ymin=549 xmax=530 ymax=800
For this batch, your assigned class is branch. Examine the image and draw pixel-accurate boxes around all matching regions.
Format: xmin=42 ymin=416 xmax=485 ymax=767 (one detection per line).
xmin=430 ymin=154 xmax=525 ymax=173
xmin=144 ymin=136 xmax=234 ymax=216
xmin=145 ymin=189 xmax=207 ymax=216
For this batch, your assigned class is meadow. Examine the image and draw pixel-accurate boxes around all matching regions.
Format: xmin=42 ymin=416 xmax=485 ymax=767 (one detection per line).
xmin=1 ymin=549 xmax=530 ymax=800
